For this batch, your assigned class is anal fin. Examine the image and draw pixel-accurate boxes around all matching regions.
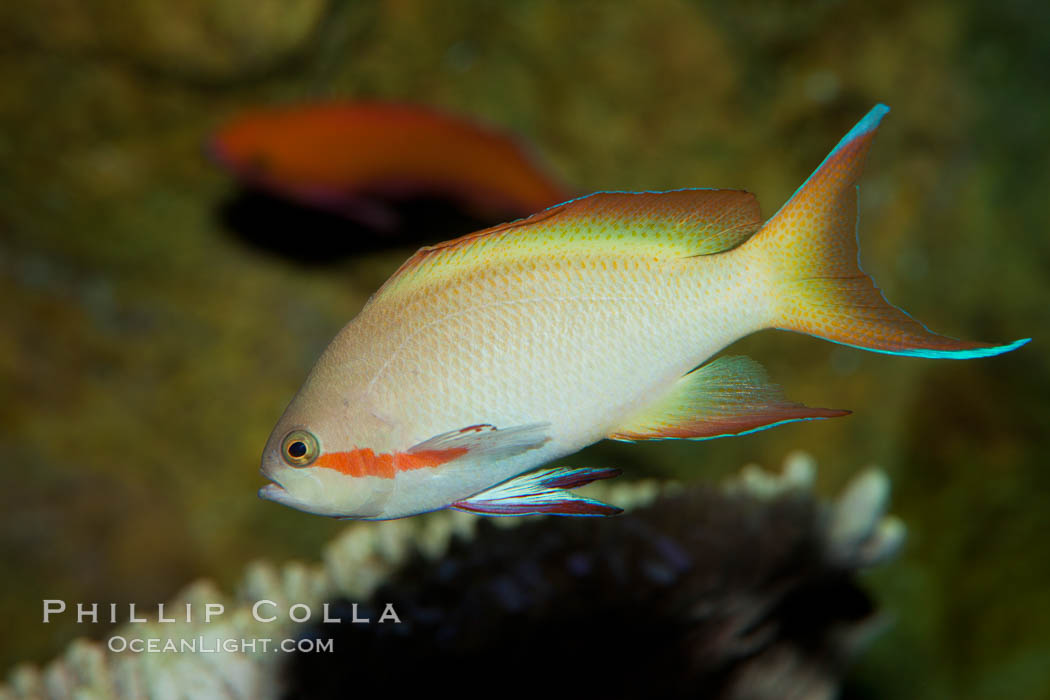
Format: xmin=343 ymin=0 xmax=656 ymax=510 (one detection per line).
xmin=609 ymin=356 xmax=848 ymax=441
xmin=452 ymin=466 xmax=622 ymax=517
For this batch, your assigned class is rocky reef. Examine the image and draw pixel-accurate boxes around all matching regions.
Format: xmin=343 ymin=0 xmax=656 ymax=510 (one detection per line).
xmin=0 ymin=455 xmax=904 ymax=700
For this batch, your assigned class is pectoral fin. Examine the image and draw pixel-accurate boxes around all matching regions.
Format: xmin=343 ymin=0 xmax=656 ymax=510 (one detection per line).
xmin=409 ymin=422 xmax=551 ymax=462
xmin=452 ymin=466 xmax=623 ymax=517
xmin=609 ymin=356 xmax=848 ymax=441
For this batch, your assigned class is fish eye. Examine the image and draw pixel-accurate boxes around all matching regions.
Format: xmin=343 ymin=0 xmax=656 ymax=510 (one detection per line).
xmin=281 ymin=430 xmax=319 ymax=467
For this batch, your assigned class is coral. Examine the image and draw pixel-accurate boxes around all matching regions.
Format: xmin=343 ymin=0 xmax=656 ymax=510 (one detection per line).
xmin=0 ymin=455 xmax=903 ymax=700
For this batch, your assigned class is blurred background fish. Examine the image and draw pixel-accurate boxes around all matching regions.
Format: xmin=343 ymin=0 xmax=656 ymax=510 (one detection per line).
xmin=210 ymin=101 xmax=572 ymax=230
xmin=1 ymin=0 xmax=1047 ymax=698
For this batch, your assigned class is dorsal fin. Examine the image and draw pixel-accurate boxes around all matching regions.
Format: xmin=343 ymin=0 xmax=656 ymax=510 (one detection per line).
xmin=380 ymin=189 xmax=762 ymax=295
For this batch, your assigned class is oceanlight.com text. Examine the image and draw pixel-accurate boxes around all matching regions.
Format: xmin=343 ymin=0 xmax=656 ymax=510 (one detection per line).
xmin=107 ymin=635 xmax=334 ymax=654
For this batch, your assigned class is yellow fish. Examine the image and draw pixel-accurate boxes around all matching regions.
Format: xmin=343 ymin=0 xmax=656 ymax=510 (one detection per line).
xmin=259 ymin=105 xmax=1028 ymax=520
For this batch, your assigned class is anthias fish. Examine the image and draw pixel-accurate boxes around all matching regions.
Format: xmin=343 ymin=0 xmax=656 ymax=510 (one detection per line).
xmin=210 ymin=101 xmax=570 ymax=226
xmin=259 ymin=105 xmax=1028 ymax=520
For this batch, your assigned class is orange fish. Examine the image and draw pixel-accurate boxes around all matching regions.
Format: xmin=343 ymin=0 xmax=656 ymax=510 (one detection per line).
xmin=259 ymin=105 xmax=1028 ymax=520
xmin=210 ymin=101 xmax=570 ymax=227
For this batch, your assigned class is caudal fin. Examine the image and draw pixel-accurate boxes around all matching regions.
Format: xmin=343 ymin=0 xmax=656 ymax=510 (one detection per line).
xmin=753 ymin=104 xmax=1029 ymax=358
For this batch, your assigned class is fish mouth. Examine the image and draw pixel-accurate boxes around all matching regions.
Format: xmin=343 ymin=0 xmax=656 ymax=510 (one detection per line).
xmin=258 ymin=462 xmax=289 ymax=502
xmin=259 ymin=478 xmax=301 ymax=510
xmin=259 ymin=482 xmax=287 ymax=500
xmin=257 ymin=468 xmax=328 ymax=515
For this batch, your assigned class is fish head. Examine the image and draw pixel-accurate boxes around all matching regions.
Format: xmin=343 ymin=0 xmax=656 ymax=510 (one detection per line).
xmin=209 ymin=108 xmax=322 ymax=186
xmin=210 ymin=115 xmax=273 ymax=178
xmin=259 ymin=382 xmax=396 ymax=519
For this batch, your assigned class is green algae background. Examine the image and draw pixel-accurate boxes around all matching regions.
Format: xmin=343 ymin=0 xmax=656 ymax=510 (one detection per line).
xmin=1 ymin=0 xmax=1047 ymax=697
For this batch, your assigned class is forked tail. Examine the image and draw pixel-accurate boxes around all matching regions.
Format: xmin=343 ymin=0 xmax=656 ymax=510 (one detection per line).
xmin=751 ymin=104 xmax=1028 ymax=358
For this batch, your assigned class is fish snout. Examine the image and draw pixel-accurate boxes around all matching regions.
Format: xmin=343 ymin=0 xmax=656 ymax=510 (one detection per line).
xmin=258 ymin=458 xmax=290 ymax=503
xmin=259 ymin=457 xmax=283 ymax=484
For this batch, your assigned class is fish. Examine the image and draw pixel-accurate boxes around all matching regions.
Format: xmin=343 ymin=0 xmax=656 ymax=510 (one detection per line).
xmin=258 ymin=104 xmax=1029 ymax=520
xmin=209 ymin=101 xmax=571 ymax=228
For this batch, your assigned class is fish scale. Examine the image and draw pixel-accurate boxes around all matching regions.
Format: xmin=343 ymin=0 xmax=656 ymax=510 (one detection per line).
xmin=365 ymin=256 xmax=747 ymax=438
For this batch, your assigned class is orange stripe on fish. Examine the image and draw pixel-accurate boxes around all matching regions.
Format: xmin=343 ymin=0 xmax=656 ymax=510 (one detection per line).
xmin=314 ymin=447 xmax=468 ymax=479
xmin=403 ymin=448 xmax=470 ymax=469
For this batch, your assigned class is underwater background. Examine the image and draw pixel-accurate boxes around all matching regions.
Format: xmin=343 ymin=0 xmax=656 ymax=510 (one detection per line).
xmin=1 ymin=0 xmax=1047 ymax=697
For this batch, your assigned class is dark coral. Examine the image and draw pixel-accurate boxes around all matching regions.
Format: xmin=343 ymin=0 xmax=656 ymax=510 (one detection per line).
xmin=284 ymin=486 xmax=877 ymax=700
